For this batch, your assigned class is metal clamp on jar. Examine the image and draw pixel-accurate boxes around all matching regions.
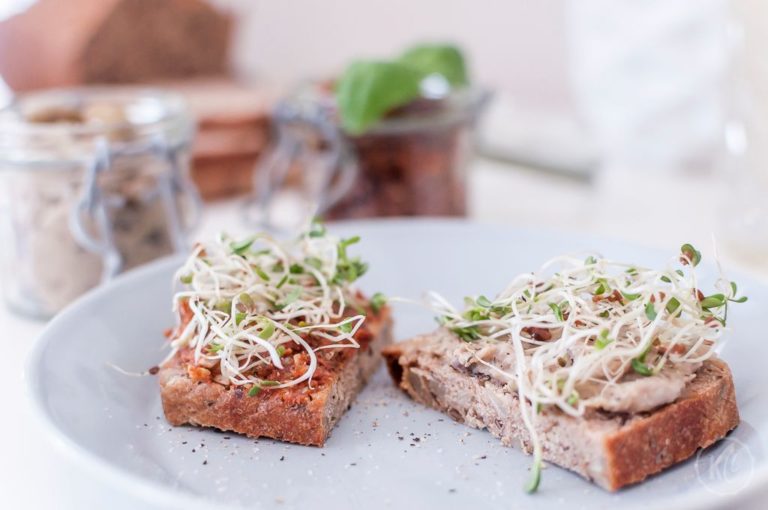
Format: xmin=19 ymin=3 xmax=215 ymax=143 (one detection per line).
xmin=0 ymin=88 xmax=201 ymax=318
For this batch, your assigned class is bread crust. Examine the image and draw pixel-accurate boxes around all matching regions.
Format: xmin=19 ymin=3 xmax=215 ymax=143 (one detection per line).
xmin=160 ymin=307 xmax=392 ymax=446
xmin=382 ymin=333 xmax=740 ymax=491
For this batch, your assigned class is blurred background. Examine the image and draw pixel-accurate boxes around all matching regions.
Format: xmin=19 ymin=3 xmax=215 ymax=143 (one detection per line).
xmin=0 ymin=0 xmax=766 ymax=318
xmin=1 ymin=3 xmax=767 ymax=507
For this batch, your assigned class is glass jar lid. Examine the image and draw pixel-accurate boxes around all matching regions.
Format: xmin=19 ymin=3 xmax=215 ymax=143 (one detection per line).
xmin=0 ymin=87 xmax=194 ymax=168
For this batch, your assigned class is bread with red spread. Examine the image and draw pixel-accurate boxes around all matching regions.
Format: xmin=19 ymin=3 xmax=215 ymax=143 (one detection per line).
xmin=160 ymin=305 xmax=392 ymax=446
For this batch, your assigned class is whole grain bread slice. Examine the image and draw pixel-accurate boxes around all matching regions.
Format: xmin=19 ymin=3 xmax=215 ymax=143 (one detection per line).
xmin=159 ymin=308 xmax=393 ymax=446
xmin=382 ymin=331 xmax=740 ymax=491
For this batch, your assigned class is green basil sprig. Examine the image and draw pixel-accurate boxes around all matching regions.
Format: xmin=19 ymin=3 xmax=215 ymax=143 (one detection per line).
xmin=335 ymin=43 xmax=469 ymax=134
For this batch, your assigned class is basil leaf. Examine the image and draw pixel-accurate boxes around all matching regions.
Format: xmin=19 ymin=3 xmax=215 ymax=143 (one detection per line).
xmin=398 ymin=43 xmax=468 ymax=87
xmin=336 ymin=60 xmax=423 ymax=134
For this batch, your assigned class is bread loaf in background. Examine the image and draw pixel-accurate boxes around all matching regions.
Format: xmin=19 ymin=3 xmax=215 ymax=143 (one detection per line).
xmin=0 ymin=0 xmax=232 ymax=91
xmin=169 ymin=78 xmax=273 ymax=200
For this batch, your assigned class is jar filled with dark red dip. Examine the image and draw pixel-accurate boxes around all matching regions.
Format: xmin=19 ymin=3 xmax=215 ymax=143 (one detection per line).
xmin=248 ymin=82 xmax=489 ymax=225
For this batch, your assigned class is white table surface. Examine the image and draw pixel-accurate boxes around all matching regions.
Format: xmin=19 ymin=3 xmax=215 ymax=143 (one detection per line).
xmin=3 ymin=159 xmax=766 ymax=508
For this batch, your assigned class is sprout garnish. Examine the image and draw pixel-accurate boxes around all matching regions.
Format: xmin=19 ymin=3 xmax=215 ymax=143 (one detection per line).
xmin=430 ymin=244 xmax=746 ymax=493
xmin=166 ymin=220 xmax=383 ymax=392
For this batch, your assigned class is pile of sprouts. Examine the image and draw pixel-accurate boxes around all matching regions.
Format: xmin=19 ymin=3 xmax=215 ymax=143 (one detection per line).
xmin=430 ymin=244 xmax=747 ymax=493
xmin=166 ymin=221 xmax=385 ymax=395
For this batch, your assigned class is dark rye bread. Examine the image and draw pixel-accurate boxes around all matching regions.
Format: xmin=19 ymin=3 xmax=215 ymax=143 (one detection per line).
xmin=382 ymin=333 xmax=740 ymax=491
xmin=160 ymin=308 xmax=392 ymax=446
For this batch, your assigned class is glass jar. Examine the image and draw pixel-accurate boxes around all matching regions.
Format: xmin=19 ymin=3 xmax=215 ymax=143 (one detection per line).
xmin=719 ymin=0 xmax=768 ymax=266
xmin=0 ymin=88 xmax=201 ymax=318
xmin=246 ymin=83 xmax=489 ymax=228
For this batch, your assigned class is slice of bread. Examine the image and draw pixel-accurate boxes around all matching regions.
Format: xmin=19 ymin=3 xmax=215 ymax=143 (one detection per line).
xmin=382 ymin=331 xmax=740 ymax=491
xmin=159 ymin=308 xmax=393 ymax=446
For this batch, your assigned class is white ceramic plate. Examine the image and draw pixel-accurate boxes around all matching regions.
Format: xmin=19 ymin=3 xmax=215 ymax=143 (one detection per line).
xmin=27 ymin=220 xmax=767 ymax=510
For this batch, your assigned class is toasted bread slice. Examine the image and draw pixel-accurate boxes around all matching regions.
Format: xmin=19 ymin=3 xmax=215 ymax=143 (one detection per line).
xmin=159 ymin=307 xmax=393 ymax=446
xmin=382 ymin=331 xmax=740 ymax=491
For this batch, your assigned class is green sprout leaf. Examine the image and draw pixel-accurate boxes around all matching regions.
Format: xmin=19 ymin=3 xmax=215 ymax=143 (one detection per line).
xmin=238 ymin=292 xmax=254 ymax=308
xmin=214 ymin=300 xmax=232 ymax=313
xmin=258 ymin=320 xmax=275 ymax=340
xmin=371 ymin=292 xmax=387 ymax=313
xmin=700 ymin=294 xmax=726 ymax=310
xmin=179 ymin=274 xmax=193 ymax=284
xmin=595 ymin=329 xmax=612 ymax=350
xmin=621 ymin=291 xmax=641 ymax=301
xmin=338 ymin=235 xmax=361 ymax=255
xmin=728 ymin=281 xmax=749 ymax=303
xmin=253 ymin=266 xmax=270 ymax=282
xmin=452 ymin=325 xmax=481 ymax=342
xmin=279 ymin=287 xmax=302 ymax=309
xmin=308 ymin=220 xmax=327 ymax=238
xmin=476 ymin=295 xmax=493 ymax=308
xmin=248 ymin=385 xmax=261 ymax=397
xmin=645 ymin=302 xmax=657 ymax=321
xmin=230 ymin=238 xmax=255 ymax=256
xmin=680 ymin=243 xmax=701 ymax=267
xmin=594 ymin=279 xmax=609 ymax=295
xmin=666 ymin=297 xmax=681 ymax=315
xmin=525 ymin=456 xmax=543 ymax=493
xmin=631 ymin=358 xmax=654 ymax=377
xmin=549 ymin=302 xmax=564 ymax=322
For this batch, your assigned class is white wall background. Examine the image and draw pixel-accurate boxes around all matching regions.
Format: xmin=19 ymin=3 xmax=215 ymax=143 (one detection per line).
xmin=213 ymin=0 xmax=573 ymax=110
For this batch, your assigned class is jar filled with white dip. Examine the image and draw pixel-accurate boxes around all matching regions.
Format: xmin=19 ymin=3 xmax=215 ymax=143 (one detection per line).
xmin=0 ymin=88 xmax=201 ymax=318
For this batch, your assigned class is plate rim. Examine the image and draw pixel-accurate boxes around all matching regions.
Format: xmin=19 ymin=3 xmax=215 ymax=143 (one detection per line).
xmin=24 ymin=218 xmax=768 ymax=509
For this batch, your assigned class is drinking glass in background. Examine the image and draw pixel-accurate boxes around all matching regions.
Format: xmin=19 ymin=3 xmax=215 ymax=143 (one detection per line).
xmin=721 ymin=0 xmax=768 ymax=265
xmin=246 ymin=83 xmax=489 ymax=229
xmin=0 ymin=88 xmax=201 ymax=318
